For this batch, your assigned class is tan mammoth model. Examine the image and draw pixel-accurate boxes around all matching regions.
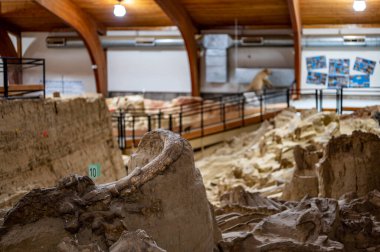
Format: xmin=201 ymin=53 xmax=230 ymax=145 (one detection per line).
xmin=246 ymin=68 xmax=273 ymax=92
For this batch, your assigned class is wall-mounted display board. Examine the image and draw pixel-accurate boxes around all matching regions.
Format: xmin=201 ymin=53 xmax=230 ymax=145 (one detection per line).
xmin=302 ymin=49 xmax=380 ymax=90
xmin=46 ymin=80 xmax=85 ymax=95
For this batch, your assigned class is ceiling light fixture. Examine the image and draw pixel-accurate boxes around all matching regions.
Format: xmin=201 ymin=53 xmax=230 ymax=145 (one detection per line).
xmin=114 ymin=0 xmax=126 ymax=17
xmin=353 ymin=0 xmax=366 ymax=12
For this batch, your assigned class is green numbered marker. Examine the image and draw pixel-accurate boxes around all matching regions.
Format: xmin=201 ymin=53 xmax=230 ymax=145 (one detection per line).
xmin=88 ymin=163 xmax=101 ymax=179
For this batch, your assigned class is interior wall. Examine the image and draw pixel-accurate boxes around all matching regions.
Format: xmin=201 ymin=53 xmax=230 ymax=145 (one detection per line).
xmin=21 ymin=32 xmax=192 ymax=95
xmin=201 ymin=47 xmax=295 ymax=93
xmin=22 ymin=32 xmax=96 ymax=93
xmin=302 ymin=48 xmax=380 ymax=89
xmin=107 ymin=49 xmax=191 ymax=93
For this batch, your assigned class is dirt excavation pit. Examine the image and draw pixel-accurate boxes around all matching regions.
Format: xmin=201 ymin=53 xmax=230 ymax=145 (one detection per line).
xmin=2 ymin=106 xmax=380 ymax=251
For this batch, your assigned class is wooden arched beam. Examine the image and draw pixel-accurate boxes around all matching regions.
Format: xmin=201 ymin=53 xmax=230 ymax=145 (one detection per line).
xmin=154 ymin=0 xmax=200 ymax=97
xmin=0 ymin=27 xmax=18 ymax=58
xmin=0 ymin=27 xmax=21 ymax=84
xmin=35 ymin=0 xmax=108 ymax=96
xmin=287 ymin=0 xmax=302 ymax=99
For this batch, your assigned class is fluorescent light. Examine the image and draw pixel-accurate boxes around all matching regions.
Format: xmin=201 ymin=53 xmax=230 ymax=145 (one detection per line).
xmin=114 ymin=4 xmax=126 ymax=17
xmin=353 ymin=0 xmax=366 ymax=12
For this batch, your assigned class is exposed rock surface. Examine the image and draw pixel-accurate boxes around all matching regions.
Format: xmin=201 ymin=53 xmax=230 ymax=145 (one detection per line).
xmin=319 ymin=131 xmax=380 ymax=199
xmin=0 ymin=98 xmax=125 ymax=208
xmin=282 ymin=145 xmax=322 ymax=201
xmin=216 ymin=188 xmax=380 ymax=251
xmin=197 ymin=108 xmax=380 ymax=205
xmin=196 ymin=109 xmax=340 ymax=204
xmin=0 ymin=130 xmax=220 ymax=252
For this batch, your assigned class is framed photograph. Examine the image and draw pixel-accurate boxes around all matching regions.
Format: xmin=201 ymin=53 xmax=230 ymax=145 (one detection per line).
xmin=306 ymin=56 xmax=327 ymax=70
xmin=306 ymin=71 xmax=327 ymax=85
xmin=329 ymin=59 xmax=350 ymax=75
xmin=328 ymin=75 xmax=349 ymax=88
xmin=354 ymin=57 xmax=376 ymax=75
xmin=349 ymin=75 xmax=370 ymax=88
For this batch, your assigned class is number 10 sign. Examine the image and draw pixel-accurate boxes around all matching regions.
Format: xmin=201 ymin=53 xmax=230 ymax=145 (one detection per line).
xmin=88 ymin=163 xmax=101 ymax=179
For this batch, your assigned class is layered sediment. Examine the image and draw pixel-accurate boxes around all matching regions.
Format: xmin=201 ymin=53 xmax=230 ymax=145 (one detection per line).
xmin=0 ymin=98 xmax=125 ymax=208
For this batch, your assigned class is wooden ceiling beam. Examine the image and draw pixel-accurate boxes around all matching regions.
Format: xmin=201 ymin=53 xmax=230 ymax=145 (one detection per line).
xmin=287 ymin=0 xmax=302 ymax=99
xmin=154 ymin=0 xmax=200 ymax=97
xmin=35 ymin=0 xmax=108 ymax=96
xmin=0 ymin=18 xmax=21 ymax=36
xmin=0 ymin=27 xmax=17 ymax=58
xmin=0 ymin=27 xmax=21 ymax=84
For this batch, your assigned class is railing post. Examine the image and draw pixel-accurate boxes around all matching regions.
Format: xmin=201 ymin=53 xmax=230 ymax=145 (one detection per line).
xmin=147 ymin=115 xmax=152 ymax=132
xmin=158 ymin=109 xmax=161 ymax=128
xmin=132 ymin=115 xmax=136 ymax=147
xmin=260 ymin=94 xmax=263 ymax=122
xmin=179 ymin=112 xmax=183 ymax=135
xmin=336 ymin=89 xmax=339 ymax=114
xmin=241 ymin=96 xmax=245 ymax=127
xmin=340 ymin=88 xmax=343 ymax=114
xmin=320 ymin=89 xmax=323 ymax=112
xmin=42 ymin=59 xmax=46 ymax=98
xmin=222 ymin=102 xmax=226 ymax=130
xmin=169 ymin=114 xmax=173 ymax=131
xmin=117 ymin=110 xmax=122 ymax=149
xmin=4 ymin=59 xmax=8 ymax=99
xmin=201 ymin=100 xmax=204 ymax=137
xmin=315 ymin=89 xmax=318 ymax=112
xmin=286 ymin=88 xmax=290 ymax=108
xmin=219 ymin=97 xmax=223 ymax=121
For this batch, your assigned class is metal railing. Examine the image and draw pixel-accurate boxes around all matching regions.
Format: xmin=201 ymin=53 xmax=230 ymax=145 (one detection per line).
xmin=112 ymin=89 xmax=290 ymax=150
xmin=112 ymin=87 xmax=380 ymax=150
xmin=0 ymin=57 xmax=46 ymax=99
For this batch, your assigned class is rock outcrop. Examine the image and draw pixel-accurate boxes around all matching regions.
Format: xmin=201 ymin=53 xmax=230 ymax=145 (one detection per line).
xmin=216 ymin=188 xmax=380 ymax=251
xmin=0 ymin=130 xmax=220 ymax=252
xmin=282 ymin=145 xmax=321 ymax=201
xmin=319 ymin=131 xmax=380 ymax=199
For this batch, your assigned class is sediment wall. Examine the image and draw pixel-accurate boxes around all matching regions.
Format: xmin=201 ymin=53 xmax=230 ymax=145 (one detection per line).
xmin=0 ymin=98 xmax=125 ymax=207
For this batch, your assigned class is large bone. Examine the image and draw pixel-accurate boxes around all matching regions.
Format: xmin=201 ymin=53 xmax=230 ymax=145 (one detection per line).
xmin=0 ymin=130 xmax=219 ymax=252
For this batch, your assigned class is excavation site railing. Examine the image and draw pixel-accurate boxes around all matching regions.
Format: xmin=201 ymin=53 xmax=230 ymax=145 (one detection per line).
xmin=112 ymin=87 xmax=380 ymax=150
xmin=112 ymin=89 xmax=289 ymax=150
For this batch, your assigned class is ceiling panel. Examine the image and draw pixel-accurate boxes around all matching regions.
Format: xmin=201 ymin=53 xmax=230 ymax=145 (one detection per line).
xmin=300 ymin=0 xmax=380 ymax=26
xmin=74 ymin=0 xmax=172 ymax=27
xmin=0 ymin=0 xmax=68 ymax=31
xmin=179 ymin=0 xmax=291 ymax=28
xmin=1 ymin=0 xmax=380 ymax=32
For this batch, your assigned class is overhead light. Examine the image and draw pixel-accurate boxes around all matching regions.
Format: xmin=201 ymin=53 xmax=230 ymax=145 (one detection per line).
xmin=353 ymin=0 xmax=366 ymax=12
xmin=114 ymin=0 xmax=126 ymax=17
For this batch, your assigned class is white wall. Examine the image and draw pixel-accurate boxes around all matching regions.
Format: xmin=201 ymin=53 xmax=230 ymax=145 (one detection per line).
xmin=22 ymin=33 xmax=96 ymax=93
xmin=201 ymin=47 xmax=295 ymax=93
xmin=302 ymin=48 xmax=380 ymax=89
xmin=107 ymin=49 xmax=191 ymax=93
xmin=21 ymin=33 xmax=192 ymax=94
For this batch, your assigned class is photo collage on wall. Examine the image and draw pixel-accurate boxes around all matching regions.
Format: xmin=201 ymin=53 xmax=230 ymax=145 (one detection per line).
xmin=306 ymin=56 xmax=328 ymax=85
xmin=306 ymin=56 xmax=376 ymax=88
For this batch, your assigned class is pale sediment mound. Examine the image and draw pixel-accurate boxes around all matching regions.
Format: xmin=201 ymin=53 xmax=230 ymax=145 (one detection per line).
xmin=319 ymin=131 xmax=380 ymax=199
xmin=196 ymin=108 xmax=340 ymax=204
xmin=197 ymin=107 xmax=380 ymax=205
xmin=0 ymin=130 xmax=220 ymax=252
xmin=0 ymin=98 xmax=125 ymax=208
